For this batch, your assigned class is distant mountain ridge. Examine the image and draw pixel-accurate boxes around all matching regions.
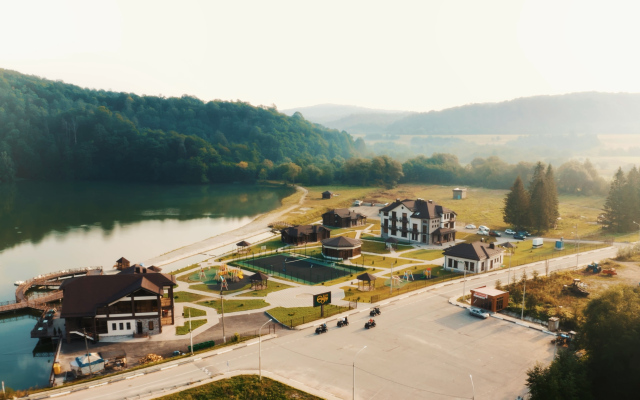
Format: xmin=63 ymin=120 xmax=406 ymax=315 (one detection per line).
xmin=286 ymin=92 xmax=640 ymax=136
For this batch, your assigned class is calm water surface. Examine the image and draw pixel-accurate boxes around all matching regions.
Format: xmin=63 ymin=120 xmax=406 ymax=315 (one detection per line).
xmin=0 ymin=181 xmax=293 ymax=390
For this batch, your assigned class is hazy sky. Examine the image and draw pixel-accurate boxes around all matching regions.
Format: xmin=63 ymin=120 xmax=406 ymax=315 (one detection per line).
xmin=2 ymin=0 xmax=639 ymax=112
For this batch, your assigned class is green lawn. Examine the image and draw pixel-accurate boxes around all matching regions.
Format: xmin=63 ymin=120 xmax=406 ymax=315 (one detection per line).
xmin=198 ymin=299 xmax=269 ymax=314
xmin=361 ymin=240 xmax=391 ymax=253
xmin=182 ymin=307 xmax=206 ymax=317
xmin=267 ymin=305 xmax=350 ymax=326
xmin=218 ymin=238 xmax=285 ymax=262
xmin=156 ymin=375 xmax=321 ymax=400
xmin=176 ymin=319 xmax=207 ymax=335
xmin=191 ymin=280 xmax=292 ymax=296
xmin=401 ymin=248 xmax=444 ymax=261
xmin=381 ymin=264 xmax=444 ymax=278
xmin=171 ymin=291 xmax=210 ymax=303
xmin=171 ymin=263 xmax=202 ymax=277
xmin=314 ymin=267 xmax=380 ymax=287
xmin=356 ymin=254 xmax=416 ymax=269
xmin=505 ymin=242 xmax=606 ymax=268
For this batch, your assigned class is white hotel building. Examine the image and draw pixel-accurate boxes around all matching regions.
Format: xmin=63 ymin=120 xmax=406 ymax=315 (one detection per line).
xmin=379 ymin=198 xmax=457 ymax=245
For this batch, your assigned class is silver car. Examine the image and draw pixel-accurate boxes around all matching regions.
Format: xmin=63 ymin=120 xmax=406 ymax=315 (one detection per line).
xmin=468 ymin=307 xmax=489 ymax=319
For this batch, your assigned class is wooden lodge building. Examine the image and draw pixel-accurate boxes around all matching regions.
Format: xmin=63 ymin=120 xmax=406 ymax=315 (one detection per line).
xmin=322 ymin=191 xmax=334 ymax=199
xmin=470 ymin=286 xmax=509 ymax=312
xmin=281 ymin=225 xmax=330 ymax=245
xmin=379 ymin=198 xmax=457 ymax=245
xmin=60 ymin=265 xmax=176 ymax=342
xmin=321 ymin=236 xmax=362 ymax=260
xmin=322 ymin=208 xmax=367 ymax=228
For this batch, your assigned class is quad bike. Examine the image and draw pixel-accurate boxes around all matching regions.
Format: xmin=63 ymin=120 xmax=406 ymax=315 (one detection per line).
xmin=364 ymin=319 xmax=376 ymax=329
xmin=337 ymin=318 xmax=349 ymax=327
xmin=315 ymin=323 xmax=328 ymax=334
xmin=370 ymin=307 xmax=381 ymax=317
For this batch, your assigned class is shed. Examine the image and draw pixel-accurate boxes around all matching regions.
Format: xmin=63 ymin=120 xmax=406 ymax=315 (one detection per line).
xmin=452 ymin=188 xmax=467 ymax=200
xmin=321 ymin=236 xmax=362 ymax=260
xmin=470 ymin=286 xmax=509 ymax=312
xmin=322 ymin=191 xmax=334 ymax=199
xmin=356 ymin=272 xmax=377 ymax=291
xmin=237 ymin=240 xmax=251 ymax=253
xmin=114 ymin=257 xmax=130 ymax=270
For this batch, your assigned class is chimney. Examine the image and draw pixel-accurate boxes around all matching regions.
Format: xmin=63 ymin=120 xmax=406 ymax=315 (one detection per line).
xmin=396 ymin=198 xmax=401 ymax=202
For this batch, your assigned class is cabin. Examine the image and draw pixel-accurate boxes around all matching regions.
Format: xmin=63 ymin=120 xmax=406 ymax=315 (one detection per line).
xmin=60 ymin=269 xmax=176 ymax=343
xmin=281 ymin=225 xmax=330 ymax=245
xmin=379 ymin=198 xmax=456 ymax=245
xmin=443 ymin=241 xmax=504 ymax=274
xmin=321 ymin=236 xmax=362 ymax=260
xmin=322 ymin=208 xmax=367 ymax=228
xmin=322 ymin=191 xmax=334 ymax=199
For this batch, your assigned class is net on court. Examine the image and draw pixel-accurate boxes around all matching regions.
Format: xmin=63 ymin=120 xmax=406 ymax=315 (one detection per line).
xmin=235 ymin=253 xmax=363 ymax=284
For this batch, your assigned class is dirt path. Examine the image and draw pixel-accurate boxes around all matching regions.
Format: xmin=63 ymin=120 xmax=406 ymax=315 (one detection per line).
xmin=144 ymin=186 xmax=308 ymax=267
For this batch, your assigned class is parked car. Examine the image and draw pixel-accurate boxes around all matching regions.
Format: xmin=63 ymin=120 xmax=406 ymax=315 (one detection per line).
xmin=517 ymin=231 xmax=531 ymax=237
xmin=505 ymin=229 xmax=515 ymax=235
xmin=489 ymin=230 xmax=501 ymax=237
xmin=513 ymin=234 xmax=525 ymax=240
xmin=476 ymin=230 xmax=488 ymax=235
xmin=465 ymin=224 xmax=476 ymax=229
xmin=479 ymin=225 xmax=489 ymax=231
xmin=468 ymin=307 xmax=489 ymax=319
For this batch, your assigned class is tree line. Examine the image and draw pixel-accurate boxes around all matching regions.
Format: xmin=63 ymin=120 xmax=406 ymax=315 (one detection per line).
xmin=602 ymin=166 xmax=640 ymax=233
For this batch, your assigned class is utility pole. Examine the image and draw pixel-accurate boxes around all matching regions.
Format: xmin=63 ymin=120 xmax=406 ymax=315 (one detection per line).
xmin=521 ymin=270 xmax=526 ymax=320
xmin=83 ymin=328 xmax=92 ymax=376
xmin=461 ymin=261 xmax=467 ymax=303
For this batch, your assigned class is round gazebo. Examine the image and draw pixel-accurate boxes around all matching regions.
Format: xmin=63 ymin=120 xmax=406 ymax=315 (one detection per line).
xmin=249 ymin=271 xmax=269 ymax=290
xmin=237 ymin=240 xmax=251 ymax=253
xmin=356 ymin=272 xmax=377 ymax=291
xmin=321 ymin=236 xmax=362 ymax=260
xmin=385 ymin=237 xmax=399 ymax=250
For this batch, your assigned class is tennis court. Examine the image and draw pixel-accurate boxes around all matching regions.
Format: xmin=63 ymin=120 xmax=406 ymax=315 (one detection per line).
xmin=236 ymin=253 xmax=364 ymax=284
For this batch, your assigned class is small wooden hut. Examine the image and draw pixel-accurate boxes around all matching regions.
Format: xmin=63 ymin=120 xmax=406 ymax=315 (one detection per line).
xmin=237 ymin=240 xmax=251 ymax=254
xmin=250 ymin=271 xmax=269 ymax=290
xmin=114 ymin=257 xmax=130 ymax=270
xmin=385 ymin=237 xmax=399 ymax=250
xmin=357 ymin=272 xmax=377 ymax=291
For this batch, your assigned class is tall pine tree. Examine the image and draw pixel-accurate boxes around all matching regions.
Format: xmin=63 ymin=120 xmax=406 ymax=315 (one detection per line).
xmin=529 ymin=162 xmax=551 ymax=232
xmin=603 ymin=168 xmax=627 ymax=232
xmin=545 ymin=165 xmax=560 ymax=229
xmin=503 ymin=175 xmax=531 ymax=229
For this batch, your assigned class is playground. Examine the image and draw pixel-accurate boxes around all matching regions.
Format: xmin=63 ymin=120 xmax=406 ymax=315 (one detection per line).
xmin=186 ymin=264 xmax=251 ymax=291
xmin=235 ymin=253 xmax=362 ymax=284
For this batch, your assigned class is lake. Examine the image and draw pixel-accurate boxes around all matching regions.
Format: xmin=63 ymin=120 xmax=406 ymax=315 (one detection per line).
xmin=0 ymin=181 xmax=294 ymax=390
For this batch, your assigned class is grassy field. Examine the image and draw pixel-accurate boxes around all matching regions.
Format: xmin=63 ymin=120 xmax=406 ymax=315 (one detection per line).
xmin=182 ymin=307 xmax=206 ymax=317
xmin=267 ymin=304 xmax=350 ymax=326
xmin=381 ymin=264 xmax=444 ymax=277
xmin=169 ymin=263 xmax=202 ymax=276
xmin=176 ymin=319 xmax=207 ymax=335
xmin=359 ymin=239 xmax=414 ymax=254
xmin=198 ymin=299 xmax=269 ymax=313
xmin=401 ymin=248 xmax=444 ymax=261
xmin=313 ymin=267 xmax=380 ymax=287
xmin=366 ymin=184 xmax=608 ymax=240
xmin=218 ymin=238 xmax=285 ymax=262
xmin=285 ymin=186 xmax=381 ymax=225
xmin=171 ymin=291 xmax=210 ymax=303
xmin=505 ymin=242 xmax=606 ymax=268
xmin=189 ymin=281 xmax=293 ymax=297
xmin=156 ymin=375 xmax=321 ymax=400
xmin=357 ymin=254 xmax=418 ymax=269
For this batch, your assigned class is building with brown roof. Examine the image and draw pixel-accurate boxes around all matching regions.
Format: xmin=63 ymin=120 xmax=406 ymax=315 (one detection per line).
xmin=321 ymin=236 xmax=362 ymax=260
xmin=443 ymin=241 xmax=504 ymax=274
xmin=322 ymin=191 xmax=334 ymax=199
xmin=322 ymin=208 xmax=367 ymax=228
xmin=470 ymin=286 xmax=509 ymax=312
xmin=60 ymin=269 xmax=176 ymax=342
xmin=281 ymin=225 xmax=330 ymax=245
xmin=379 ymin=198 xmax=457 ymax=245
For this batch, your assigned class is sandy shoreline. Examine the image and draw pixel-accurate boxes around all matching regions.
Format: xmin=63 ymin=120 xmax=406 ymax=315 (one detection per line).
xmin=143 ymin=185 xmax=308 ymax=268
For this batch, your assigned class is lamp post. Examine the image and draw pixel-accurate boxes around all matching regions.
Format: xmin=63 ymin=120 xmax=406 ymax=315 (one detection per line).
xmin=460 ymin=261 xmax=467 ymax=303
xmin=189 ymin=308 xmax=193 ymax=356
xmin=572 ymin=225 xmax=580 ymax=270
xmin=521 ymin=269 xmax=526 ymax=320
xmin=469 ymin=374 xmax=475 ymax=400
xmin=634 ymin=221 xmax=640 ymax=243
xmin=353 ymin=345 xmax=367 ymax=400
xmin=220 ymin=287 xmax=226 ymax=343
xmin=259 ymin=318 xmax=273 ymax=381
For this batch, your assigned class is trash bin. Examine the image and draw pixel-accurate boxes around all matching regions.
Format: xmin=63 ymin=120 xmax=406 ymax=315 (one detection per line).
xmin=548 ymin=317 xmax=560 ymax=332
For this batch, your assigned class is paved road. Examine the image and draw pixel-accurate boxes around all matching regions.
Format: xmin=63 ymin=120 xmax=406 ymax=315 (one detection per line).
xmin=43 ymin=246 xmax=617 ymax=400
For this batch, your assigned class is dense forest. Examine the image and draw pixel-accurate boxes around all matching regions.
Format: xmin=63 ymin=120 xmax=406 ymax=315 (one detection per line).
xmin=0 ymin=69 xmax=358 ymax=184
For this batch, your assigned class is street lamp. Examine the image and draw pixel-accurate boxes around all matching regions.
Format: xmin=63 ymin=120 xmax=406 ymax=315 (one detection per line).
xmin=521 ymin=269 xmax=526 ymax=320
xmin=459 ymin=261 xmax=467 ymax=303
xmin=353 ymin=345 xmax=367 ymax=400
xmin=220 ymin=286 xmax=226 ymax=343
xmin=469 ymin=374 xmax=475 ymax=400
xmin=259 ymin=318 xmax=273 ymax=381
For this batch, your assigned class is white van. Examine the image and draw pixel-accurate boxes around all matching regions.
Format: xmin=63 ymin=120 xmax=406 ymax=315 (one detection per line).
xmin=479 ymin=225 xmax=489 ymax=231
xmin=532 ymin=238 xmax=543 ymax=248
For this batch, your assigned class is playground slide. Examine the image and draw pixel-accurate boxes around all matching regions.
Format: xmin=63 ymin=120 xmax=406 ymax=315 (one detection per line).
xmin=238 ymin=271 xmax=243 ymax=279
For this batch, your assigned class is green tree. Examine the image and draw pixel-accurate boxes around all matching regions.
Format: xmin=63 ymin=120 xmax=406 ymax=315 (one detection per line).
xmin=526 ymin=350 xmax=593 ymax=400
xmin=602 ymin=168 xmax=627 ymax=232
xmin=503 ymin=176 xmax=530 ymax=229
xmin=545 ymin=164 xmax=560 ymax=228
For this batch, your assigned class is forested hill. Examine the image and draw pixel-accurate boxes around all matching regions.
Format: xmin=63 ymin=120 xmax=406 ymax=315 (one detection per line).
xmin=388 ymin=92 xmax=640 ymax=135
xmin=0 ymin=69 xmax=358 ymax=183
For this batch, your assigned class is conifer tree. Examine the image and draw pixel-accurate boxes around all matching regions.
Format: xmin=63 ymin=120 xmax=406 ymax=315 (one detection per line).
xmin=625 ymin=166 xmax=640 ymax=228
xmin=545 ymin=165 xmax=560 ymax=229
xmin=529 ymin=162 xmax=551 ymax=231
xmin=503 ymin=176 xmax=531 ymax=229
xmin=603 ymin=168 xmax=627 ymax=232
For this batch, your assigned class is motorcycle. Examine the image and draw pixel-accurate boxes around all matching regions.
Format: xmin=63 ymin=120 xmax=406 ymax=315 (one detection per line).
xmin=364 ymin=319 xmax=376 ymax=329
xmin=369 ymin=307 xmax=381 ymax=317
xmin=337 ymin=318 xmax=349 ymax=327
xmin=315 ymin=323 xmax=328 ymax=334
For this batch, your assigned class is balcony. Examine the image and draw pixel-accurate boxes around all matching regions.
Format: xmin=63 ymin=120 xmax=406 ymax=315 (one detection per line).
xmin=161 ymin=297 xmax=172 ymax=307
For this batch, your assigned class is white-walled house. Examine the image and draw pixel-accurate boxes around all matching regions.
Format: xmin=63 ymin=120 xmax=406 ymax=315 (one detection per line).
xmin=443 ymin=241 xmax=504 ymax=273
xmin=379 ymin=198 xmax=456 ymax=245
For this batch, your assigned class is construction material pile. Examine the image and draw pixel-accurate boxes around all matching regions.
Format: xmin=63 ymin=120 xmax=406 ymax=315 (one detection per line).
xmin=138 ymin=354 xmax=163 ymax=365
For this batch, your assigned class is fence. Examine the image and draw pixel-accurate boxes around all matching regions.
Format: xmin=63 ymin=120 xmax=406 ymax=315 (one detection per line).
xmin=273 ymin=303 xmax=357 ymax=328
xmin=505 ymin=243 xmax=607 ymax=269
xmin=369 ymin=273 xmax=463 ymax=303
xmin=184 ymin=324 xmax=278 ymax=353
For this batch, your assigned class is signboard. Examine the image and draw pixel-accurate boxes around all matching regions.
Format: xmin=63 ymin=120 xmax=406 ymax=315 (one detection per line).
xmin=473 ymin=292 xmax=488 ymax=299
xmin=313 ymin=291 xmax=331 ymax=307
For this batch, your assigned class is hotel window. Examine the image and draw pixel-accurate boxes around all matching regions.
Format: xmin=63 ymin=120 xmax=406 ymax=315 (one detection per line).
xmin=119 ymin=322 xmax=124 ymax=330
xmin=149 ymin=321 xmax=154 ymax=331
xmin=112 ymin=323 xmax=117 ymax=331
xmin=126 ymin=322 xmax=131 ymax=330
